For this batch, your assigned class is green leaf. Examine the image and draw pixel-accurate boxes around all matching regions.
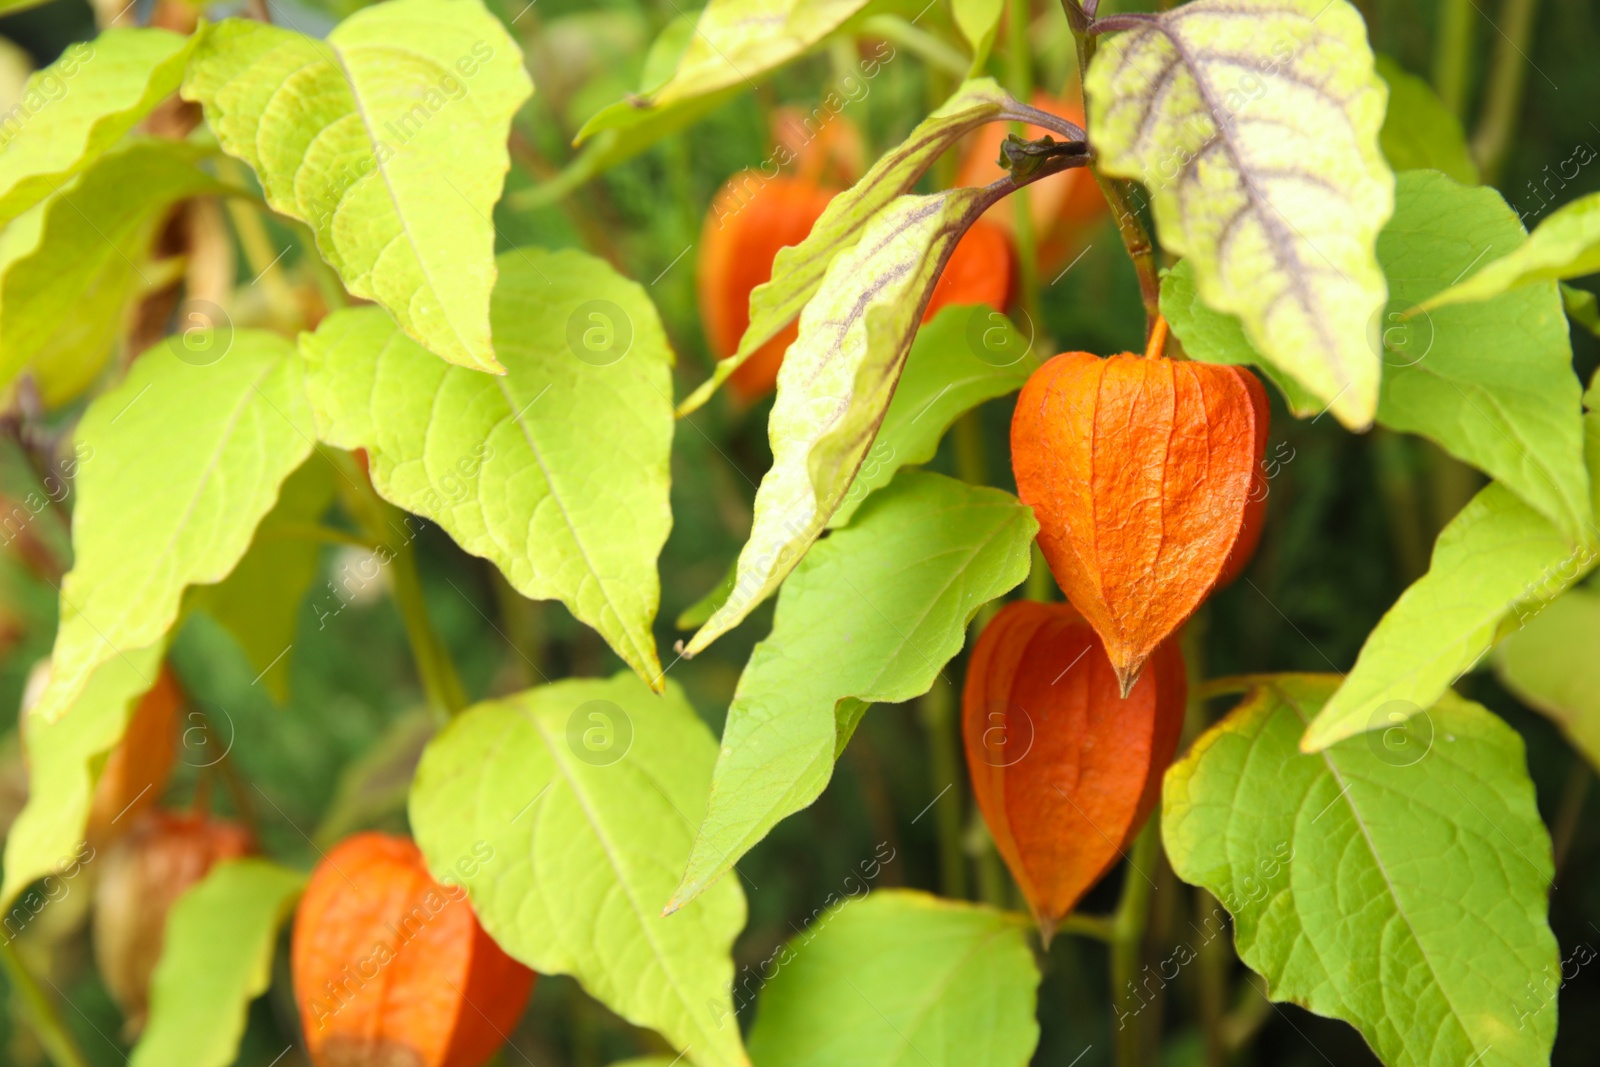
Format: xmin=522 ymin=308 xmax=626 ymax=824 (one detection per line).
xmin=1165 ymin=675 xmax=1557 ymax=1067
xmin=1086 ymin=0 xmax=1393 ymax=429
xmin=1302 ymin=483 xmax=1591 ymax=751
xmin=830 ymin=306 xmax=1031 ymax=527
xmin=0 ymin=140 xmax=228 ymax=395
xmin=301 ymin=248 xmax=674 ymax=687
xmin=1374 ymin=56 xmax=1478 ymax=185
xmin=1495 ymin=585 xmax=1600 ymax=771
xmin=1563 ymin=283 xmax=1600 ymax=337
xmin=409 ymin=673 xmax=749 ymax=1067
xmin=746 ymin=890 xmax=1040 ymax=1067
xmin=1375 ymin=171 xmax=1590 ymax=541
xmin=952 ymin=0 xmax=1004 ymax=76
xmin=578 ymin=0 xmax=870 ymax=145
xmin=670 ymin=472 xmax=1035 ymax=908
xmin=678 ymin=79 xmax=1041 ymax=415
xmin=1167 ymin=171 xmax=1592 ymax=541
xmin=188 ymin=456 xmax=338 ymax=701
xmin=684 ymin=189 xmax=994 ymax=654
xmin=0 ymin=28 xmax=205 ymax=225
xmin=1420 ymin=189 xmax=1600 ymax=311
xmin=130 ymin=859 xmax=305 ymax=1067
xmin=30 ymin=331 xmax=315 ymax=730
xmin=1 ymin=644 xmax=165 ymax=907
xmin=1160 ymin=260 xmax=1322 ymax=417
xmin=183 ymin=0 xmax=532 ymax=373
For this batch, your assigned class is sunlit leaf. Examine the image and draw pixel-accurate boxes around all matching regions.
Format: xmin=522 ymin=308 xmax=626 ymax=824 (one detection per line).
xmin=578 ymin=0 xmax=870 ymax=148
xmin=183 ymin=0 xmax=532 ymax=373
xmin=830 ymin=305 xmax=1032 ymax=526
xmin=410 ymin=673 xmax=749 ymax=1067
xmin=684 ymin=188 xmax=993 ymax=653
xmin=0 ymin=140 xmax=227 ymax=395
xmin=0 ymin=28 xmax=204 ymax=225
xmin=301 ymin=249 xmax=674 ymax=687
xmin=131 ymin=859 xmax=305 ymax=1067
xmin=1167 ymin=675 xmax=1556 ymax=1067
xmin=1086 ymin=0 xmax=1393 ymax=428
xmin=1302 ymin=483 xmax=1590 ymax=751
xmin=747 ymin=890 xmax=1040 ymax=1067
xmin=671 ymin=472 xmax=1034 ymax=909
xmin=0 ymin=646 xmax=164 ymax=907
xmin=1421 ymin=188 xmax=1600 ymax=311
xmin=31 ymin=332 xmax=315 ymax=728
xmin=952 ymin=0 xmax=1004 ymax=75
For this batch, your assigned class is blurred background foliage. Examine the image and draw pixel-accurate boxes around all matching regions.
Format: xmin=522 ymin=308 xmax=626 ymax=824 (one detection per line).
xmin=0 ymin=0 xmax=1596 ymax=1064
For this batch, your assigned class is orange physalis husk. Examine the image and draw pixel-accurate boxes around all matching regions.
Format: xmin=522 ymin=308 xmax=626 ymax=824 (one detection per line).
xmin=1214 ymin=369 xmax=1271 ymax=588
xmin=93 ymin=809 xmax=254 ymax=1033
xmin=923 ymin=216 xmax=1015 ymax=323
xmin=957 ymin=90 xmax=1105 ymax=272
xmin=963 ymin=601 xmax=1186 ymax=942
xmin=292 ymin=832 xmax=536 ymax=1067
xmin=1011 ymin=340 xmax=1268 ymax=694
xmin=697 ymin=173 xmax=836 ymax=404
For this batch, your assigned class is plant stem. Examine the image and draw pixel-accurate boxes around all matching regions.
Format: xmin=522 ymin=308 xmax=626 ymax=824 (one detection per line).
xmin=215 ymin=158 xmax=301 ymax=329
xmin=331 ymin=451 xmax=468 ymax=719
xmin=1093 ymin=171 xmax=1162 ymax=337
xmin=1471 ymin=0 xmax=1542 ymax=183
xmin=1431 ymin=0 xmax=1475 ymax=119
xmin=1111 ymin=821 xmax=1159 ymax=1067
xmin=919 ymin=681 xmax=970 ymax=901
xmin=1194 ymin=888 xmax=1229 ymax=1066
xmin=1005 ymin=0 xmax=1048 ymax=339
xmin=0 ymin=940 xmax=90 ymax=1067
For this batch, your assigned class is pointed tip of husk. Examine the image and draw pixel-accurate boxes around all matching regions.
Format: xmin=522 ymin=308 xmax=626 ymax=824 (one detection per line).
xmin=1114 ymin=662 xmax=1144 ymax=699
xmin=1037 ymin=915 xmax=1058 ymax=948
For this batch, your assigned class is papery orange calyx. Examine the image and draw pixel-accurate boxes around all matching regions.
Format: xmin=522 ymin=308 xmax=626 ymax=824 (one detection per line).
xmin=292 ymin=832 xmax=535 ymax=1067
xmin=1011 ymin=348 xmax=1269 ymax=693
xmin=963 ymin=601 xmax=1186 ymax=941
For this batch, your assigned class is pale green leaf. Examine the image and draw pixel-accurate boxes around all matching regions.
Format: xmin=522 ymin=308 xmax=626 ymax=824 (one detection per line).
xmin=831 ymin=306 xmax=1032 ymax=527
xmin=1166 ymin=172 xmax=1592 ymax=541
xmin=0 ymin=28 xmax=204 ymax=225
xmin=1160 ymin=259 xmax=1322 ymax=416
xmin=300 ymin=249 xmax=674 ymax=686
xmin=1421 ymin=189 xmax=1600 ymax=311
xmin=188 ymin=456 xmax=338 ymax=701
xmin=578 ymin=0 xmax=869 ymax=144
xmin=131 ymin=859 xmax=305 ymax=1067
xmin=1086 ymin=0 xmax=1394 ymax=429
xmin=1166 ymin=675 xmax=1556 ymax=1067
xmin=952 ymin=0 xmax=1004 ymax=75
xmin=747 ymin=890 xmax=1040 ymax=1067
xmin=678 ymin=79 xmax=1046 ymax=414
xmin=1 ymin=644 xmax=165 ymax=907
xmin=1374 ymin=56 xmax=1477 ymax=185
xmin=671 ymin=472 xmax=1035 ymax=908
xmin=685 ymin=189 xmax=994 ymax=654
xmin=0 ymin=140 xmax=228 ymax=394
xmin=1376 ymin=171 xmax=1590 ymax=541
xmin=1302 ymin=483 xmax=1590 ymax=751
xmin=409 ymin=673 xmax=749 ymax=1067
xmin=0 ymin=0 xmax=57 ymax=16
xmin=31 ymin=332 xmax=316 ymax=729
xmin=183 ymin=0 xmax=533 ymax=373
xmin=1495 ymin=585 xmax=1600 ymax=771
